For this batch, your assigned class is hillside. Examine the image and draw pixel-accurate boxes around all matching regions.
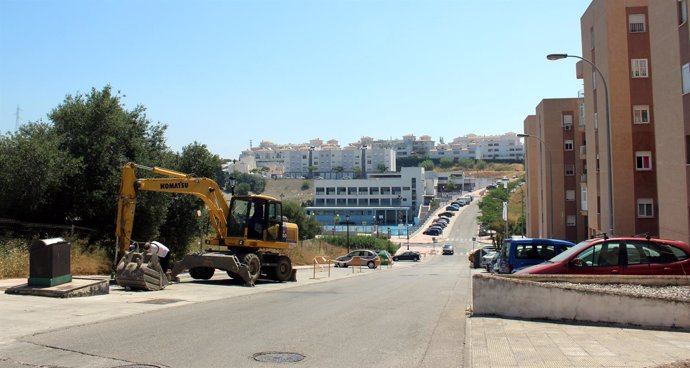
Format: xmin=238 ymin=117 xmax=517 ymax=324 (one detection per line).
xmin=262 ymin=178 xmax=314 ymax=204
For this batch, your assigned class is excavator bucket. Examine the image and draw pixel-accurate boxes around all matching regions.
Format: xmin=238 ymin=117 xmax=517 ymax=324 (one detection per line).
xmin=115 ymin=249 xmax=169 ymax=291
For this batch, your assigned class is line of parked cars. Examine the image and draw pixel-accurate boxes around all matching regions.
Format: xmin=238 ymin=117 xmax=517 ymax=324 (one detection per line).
xmin=423 ymin=197 xmax=473 ymax=236
xmin=481 ymin=235 xmax=690 ymax=276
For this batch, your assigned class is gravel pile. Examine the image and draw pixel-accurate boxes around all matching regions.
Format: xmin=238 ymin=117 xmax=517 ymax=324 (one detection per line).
xmin=545 ymin=282 xmax=690 ymax=302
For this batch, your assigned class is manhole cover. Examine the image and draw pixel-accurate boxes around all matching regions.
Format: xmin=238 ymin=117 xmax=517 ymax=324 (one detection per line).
xmin=253 ymin=352 xmax=305 ymax=363
xmin=136 ymin=298 xmax=184 ymax=305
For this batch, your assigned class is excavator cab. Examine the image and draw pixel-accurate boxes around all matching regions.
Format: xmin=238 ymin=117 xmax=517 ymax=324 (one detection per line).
xmin=227 ymin=195 xmax=286 ymax=243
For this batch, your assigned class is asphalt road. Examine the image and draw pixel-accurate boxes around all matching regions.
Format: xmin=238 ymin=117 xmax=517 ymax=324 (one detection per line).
xmin=12 ymin=205 xmax=481 ymax=368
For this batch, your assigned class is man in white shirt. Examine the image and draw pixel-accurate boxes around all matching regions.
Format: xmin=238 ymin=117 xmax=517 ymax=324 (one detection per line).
xmin=144 ymin=241 xmax=170 ymax=272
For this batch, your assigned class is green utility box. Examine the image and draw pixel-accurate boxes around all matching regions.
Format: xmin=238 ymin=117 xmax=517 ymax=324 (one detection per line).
xmin=28 ymin=238 xmax=72 ymax=287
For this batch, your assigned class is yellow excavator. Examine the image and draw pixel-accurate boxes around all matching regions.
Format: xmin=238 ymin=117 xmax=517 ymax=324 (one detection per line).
xmin=114 ymin=162 xmax=298 ymax=290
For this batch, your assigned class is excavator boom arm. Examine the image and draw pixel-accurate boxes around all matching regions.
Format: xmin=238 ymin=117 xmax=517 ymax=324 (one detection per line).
xmin=115 ymin=162 xmax=229 ymax=256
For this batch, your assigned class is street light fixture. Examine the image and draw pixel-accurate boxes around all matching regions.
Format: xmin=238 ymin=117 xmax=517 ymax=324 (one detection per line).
xmin=346 ymin=214 xmax=350 ymax=253
xmin=518 ymin=133 xmax=554 ymax=238
xmin=547 ymin=53 xmax=614 ymax=236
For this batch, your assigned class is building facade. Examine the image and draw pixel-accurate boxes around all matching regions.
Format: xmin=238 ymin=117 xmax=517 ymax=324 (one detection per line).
xmin=580 ymin=0 xmax=659 ymax=238
xmin=523 ymin=99 xmax=587 ymax=243
xmin=240 ymin=140 xmax=396 ymax=179
xmin=449 ymin=133 xmax=524 ymax=161
xmin=649 ymin=0 xmax=690 ymax=243
xmin=305 ymin=167 xmax=425 ymax=227
xmin=523 ymin=115 xmax=541 ymax=238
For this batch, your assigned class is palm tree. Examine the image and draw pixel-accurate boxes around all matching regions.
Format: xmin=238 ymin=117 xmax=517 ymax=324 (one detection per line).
xmin=333 ymin=166 xmax=344 ymax=179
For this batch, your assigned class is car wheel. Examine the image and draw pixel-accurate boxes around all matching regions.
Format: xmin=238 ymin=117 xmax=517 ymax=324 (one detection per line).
xmin=367 ymin=261 xmax=376 ymax=269
xmin=414 ymin=257 xmax=419 ymax=262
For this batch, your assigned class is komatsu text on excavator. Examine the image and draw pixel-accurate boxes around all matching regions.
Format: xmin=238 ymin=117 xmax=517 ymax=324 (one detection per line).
xmin=114 ymin=162 xmax=298 ymax=290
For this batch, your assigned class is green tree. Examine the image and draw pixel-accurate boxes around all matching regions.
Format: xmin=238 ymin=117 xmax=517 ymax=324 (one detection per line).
xmin=307 ymin=165 xmax=318 ymax=178
xmin=282 ymin=201 xmax=322 ymax=240
xmin=0 ymin=123 xmax=82 ymax=222
xmin=353 ymin=166 xmax=362 ymax=178
xmin=157 ymin=142 xmax=223 ymax=258
xmin=24 ymin=86 xmax=170 ymax=241
xmin=439 ymin=157 xmax=454 ymax=169
xmin=229 ymin=171 xmax=265 ymax=194
xmin=333 ymin=165 xmax=344 ymax=179
xmin=458 ymin=158 xmax=474 ymax=169
xmin=376 ymin=163 xmax=388 ymax=173
xmin=477 ymin=180 xmax=521 ymax=248
xmin=420 ymin=159 xmax=434 ymax=171
xmin=445 ymin=181 xmax=457 ymax=192
xmin=235 ymin=182 xmax=251 ymax=195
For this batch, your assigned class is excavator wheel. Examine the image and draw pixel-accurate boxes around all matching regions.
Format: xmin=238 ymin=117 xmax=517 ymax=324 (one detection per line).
xmin=189 ymin=266 xmax=215 ymax=280
xmin=243 ymin=253 xmax=261 ymax=283
xmin=274 ymin=256 xmax=293 ymax=282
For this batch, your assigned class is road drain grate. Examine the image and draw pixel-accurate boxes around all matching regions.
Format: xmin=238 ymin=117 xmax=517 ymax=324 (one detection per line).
xmin=136 ymin=298 xmax=184 ymax=305
xmin=253 ymin=352 xmax=305 ymax=363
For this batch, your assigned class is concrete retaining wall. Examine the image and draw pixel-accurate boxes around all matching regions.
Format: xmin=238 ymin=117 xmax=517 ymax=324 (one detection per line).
xmin=472 ymin=274 xmax=690 ymax=330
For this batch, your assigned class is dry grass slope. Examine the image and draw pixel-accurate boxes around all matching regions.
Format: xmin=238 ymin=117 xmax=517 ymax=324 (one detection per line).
xmin=262 ymin=178 xmax=314 ymax=204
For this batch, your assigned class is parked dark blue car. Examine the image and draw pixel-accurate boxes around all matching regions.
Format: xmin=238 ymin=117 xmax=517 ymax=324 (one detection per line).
xmin=494 ymin=237 xmax=575 ymax=273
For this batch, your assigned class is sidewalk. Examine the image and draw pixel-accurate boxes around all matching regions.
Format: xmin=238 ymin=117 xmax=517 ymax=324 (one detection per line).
xmin=468 ymin=315 xmax=690 ymax=367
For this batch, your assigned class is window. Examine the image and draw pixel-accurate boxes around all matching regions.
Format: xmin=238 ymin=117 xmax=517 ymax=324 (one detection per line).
xmin=562 ymin=114 xmax=573 ymax=127
xmin=566 ymin=190 xmax=575 ymax=201
xmin=631 ymin=59 xmax=648 ymax=78
xmin=633 ymin=105 xmax=650 ymax=124
xmin=680 ymin=0 xmax=688 ymax=25
xmin=565 ymin=165 xmax=575 ymax=176
xmin=574 ymin=241 xmax=621 ymax=267
xmin=635 ymin=151 xmax=652 ymax=170
xmin=626 ymin=241 xmax=686 ymax=264
xmin=681 ymin=63 xmax=690 ymax=94
xmin=628 ymin=14 xmax=646 ymax=32
xmin=637 ymin=198 xmax=654 ymax=218
xmin=594 ymin=112 xmax=598 ymax=130
xmin=567 ymin=215 xmax=576 ymax=227
xmin=514 ymin=244 xmax=557 ymax=260
xmin=564 ymin=140 xmax=574 ymax=151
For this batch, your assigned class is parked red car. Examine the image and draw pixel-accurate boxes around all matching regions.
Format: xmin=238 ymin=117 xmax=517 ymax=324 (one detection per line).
xmin=515 ymin=236 xmax=690 ymax=275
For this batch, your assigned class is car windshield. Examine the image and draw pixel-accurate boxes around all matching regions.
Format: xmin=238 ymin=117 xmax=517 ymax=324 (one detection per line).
xmin=548 ymin=239 xmax=594 ymax=263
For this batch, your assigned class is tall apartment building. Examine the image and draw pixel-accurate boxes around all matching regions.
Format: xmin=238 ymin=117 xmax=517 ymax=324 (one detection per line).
xmin=523 ymin=99 xmax=586 ymax=243
xmin=358 ymin=134 xmax=436 ymax=158
xmin=239 ymin=140 xmax=396 ymax=178
xmin=450 ymin=133 xmax=524 ymax=161
xmin=579 ymin=0 xmax=659 ymax=237
xmin=523 ymin=115 xmax=541 ymax=238
xmin=649 ymin=0 xmax=689 ymax=242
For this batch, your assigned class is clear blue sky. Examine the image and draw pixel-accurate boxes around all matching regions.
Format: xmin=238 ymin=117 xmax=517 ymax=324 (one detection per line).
xmin=0 ymin=0 xmax=591 ymax=160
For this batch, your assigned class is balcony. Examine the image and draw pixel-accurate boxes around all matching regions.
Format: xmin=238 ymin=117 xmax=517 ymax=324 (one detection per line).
xmin=579 ymin=145 xmax=587 ymax=159
xmin=580 ymin=173 xmax=587 ymax=183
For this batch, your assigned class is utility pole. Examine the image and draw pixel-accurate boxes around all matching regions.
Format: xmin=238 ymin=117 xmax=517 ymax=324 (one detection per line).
xmin=14 ymin=105 xmax=22 ymax=131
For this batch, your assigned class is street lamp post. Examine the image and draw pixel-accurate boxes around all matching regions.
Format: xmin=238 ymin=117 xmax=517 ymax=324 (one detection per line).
xmin=547 ymin=53 xmax=614 ymax=236
xmin=406 ymin=208 xmax=410 ymax=250
xmin=346 ymin=214 xmax=350 ymax=253
xmin=518 ymin=133 xmax=554 ymax=238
